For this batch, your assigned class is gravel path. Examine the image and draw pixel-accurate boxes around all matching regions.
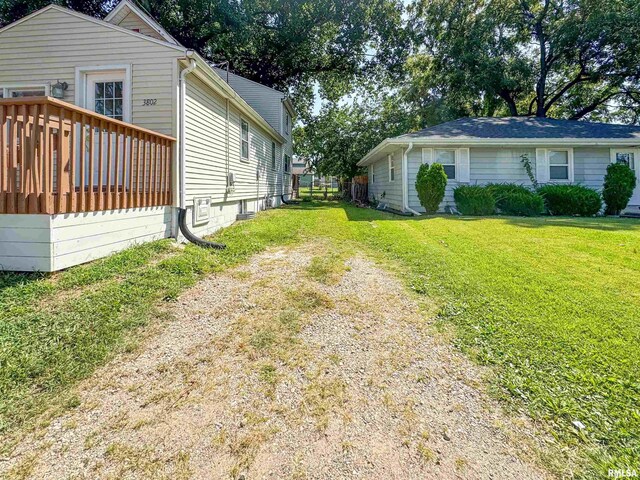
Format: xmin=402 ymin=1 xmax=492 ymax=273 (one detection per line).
xmin=1 ymin=243 xmax=552 ymax=479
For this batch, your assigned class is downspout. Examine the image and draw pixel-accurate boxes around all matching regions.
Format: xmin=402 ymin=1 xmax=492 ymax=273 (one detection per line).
xmin=177 ymin=54 xmax=226 ymax=249
xmin=403 ymin=142 xmax=421 ymax=216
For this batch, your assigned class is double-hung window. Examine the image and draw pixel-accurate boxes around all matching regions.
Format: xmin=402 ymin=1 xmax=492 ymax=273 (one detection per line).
xmin=548 ymin=149 xmax=570 ymax=181
xmin=285 ymin=113 xmax=290 ymax=134
xmin=284 ymin=154 xmax=291 ymax=173
xmin=435 ymin=149 xmax=456 ymax=179
xmin=614 ymin=150 xmax=636 ymax=170
xmin=271 ymin=142 xmax=277 ymax=169
xmin=240 ymin=120 xmax=249 ymax=160
xmin=388 ymin=155 xmax=396 ymax=181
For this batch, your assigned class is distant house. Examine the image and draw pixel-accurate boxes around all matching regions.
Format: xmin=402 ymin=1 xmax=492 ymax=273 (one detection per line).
xmin=358 ymin=117 xmax=640 ymax=215
xmin=0 ymin=0 xmax=294 ymax=271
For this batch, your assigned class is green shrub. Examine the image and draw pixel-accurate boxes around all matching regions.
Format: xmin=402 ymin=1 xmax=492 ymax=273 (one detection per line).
xmin=602 ymin=163 xmax=637 ymax=215
xmin=485 ymin=183 xmax=544 ymax=216
xmin=537 ymin=184 xmax=602 ymax=216
xmin=416 ymin=163 xmax=447 ymax=214
xmin=453 ymin=185 xmax=496 ymax=215
xmin=500 ymin=192 xmax=545 ymax=216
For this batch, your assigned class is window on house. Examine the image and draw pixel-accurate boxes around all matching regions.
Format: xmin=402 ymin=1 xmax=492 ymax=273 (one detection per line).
xmin=285 ymin=113 xmax=290 ymax=134
xmin=1 ymin=86 xmax=47 ymax=98
xmin=615 ymin=151 xmax=636 ymax=170
xmin=388 ymin=156 xmax=396 ymax=181
xmin=435 ymin=149 xmax=456 ymax=179
xmin=93 ymin=81 xmax=124 ymax=120
xmin=271 ymin=142 xmax=276 ymax=169
xmin=241 ymin=120 xmax=249 ymax=160
xmin=284 ymin=154 xmax=291 ymax=173
xmin=549 ymin=149 xmax=569 ymax=180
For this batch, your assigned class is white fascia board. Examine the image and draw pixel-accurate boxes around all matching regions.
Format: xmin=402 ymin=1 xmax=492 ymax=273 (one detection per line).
xmin=393 ymin=137 xmax=640 ymax=147
xmin=189 ymin=54 xmax=286 ymax=145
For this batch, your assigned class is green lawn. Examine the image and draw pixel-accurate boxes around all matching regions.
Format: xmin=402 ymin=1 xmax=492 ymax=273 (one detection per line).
xmin=1 ymin=202 xmax=638 ymax=477
xmin=297 ymin=185 xmax=340 ymax=199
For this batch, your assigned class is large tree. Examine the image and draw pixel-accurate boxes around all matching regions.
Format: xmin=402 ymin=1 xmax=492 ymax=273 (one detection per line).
xmin=0 ymin=0 xmax=407 ymax=120
xmin=410 ymin=0 xmax=640 ymax=121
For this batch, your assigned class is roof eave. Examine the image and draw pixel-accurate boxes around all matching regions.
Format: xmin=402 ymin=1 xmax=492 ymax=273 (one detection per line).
xmin=189 ymin=55 xmax=286 ymax=144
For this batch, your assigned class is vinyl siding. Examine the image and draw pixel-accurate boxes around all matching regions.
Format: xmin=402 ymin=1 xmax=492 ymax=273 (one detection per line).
xmin=573 ymin=147 xmax=610 ymax=189
xmin=368 ymin=149 xmax=403 ymax=211
xmin=407 ymin=146 xmax=627 ymax=212
xmin=184 ymin=73 xmax=285 ymax=208
xmin=214 ymin=68 xmax=285 ymax=134
xmin=114 ymin=9 xmax=166 ymax=41
xmin=0 ymin=7 xmax=182 ymax=136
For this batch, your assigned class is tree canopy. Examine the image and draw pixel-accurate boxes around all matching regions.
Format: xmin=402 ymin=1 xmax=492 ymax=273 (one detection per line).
xmin=2 ymin=0 xmax=640 ymax=180
xmin=409 ymin=0 xmax=640 ymax=121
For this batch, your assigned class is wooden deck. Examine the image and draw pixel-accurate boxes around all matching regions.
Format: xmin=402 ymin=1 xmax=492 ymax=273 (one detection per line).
xmin=0 ymin=97 xmax=175 ymax=215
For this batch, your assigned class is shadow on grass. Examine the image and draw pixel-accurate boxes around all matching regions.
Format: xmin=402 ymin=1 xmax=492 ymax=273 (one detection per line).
xmin=0 ymin=270 xmax=47 ymax=296
xmin=314 ymin=201 xmax=640 ymax=232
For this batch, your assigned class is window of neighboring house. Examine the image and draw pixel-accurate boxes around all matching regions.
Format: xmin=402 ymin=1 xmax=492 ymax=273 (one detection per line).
xmin=388 ymin=156 xmax=396 ymax=181
xmin=285 ymin=113 xmax=290 ymax=134
xmin=435 ymin=149 xmax=456 ymax=179
xmin=1 ymin=85 xmax=47 ymax=98
xmin=549 ymin=149 xmax=570 ymax=180
xmin=93 ymin=81 xmax=124 ymax=120
xmin=241 ymin=119 xmax=249 ymax=160
xmin=271 ymin=142 xmax=276 ymax=169
xmin=284 ymin=154 xmax=291 ymax=173
xmin=614 ymin=151 xmax=636 ymax=170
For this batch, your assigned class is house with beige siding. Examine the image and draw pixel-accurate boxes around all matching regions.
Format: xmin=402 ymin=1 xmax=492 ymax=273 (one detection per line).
xmin=358 ymin=117 xmax=640 ymax=215
xmin=0 ymin=0 xmax=295 ymax=271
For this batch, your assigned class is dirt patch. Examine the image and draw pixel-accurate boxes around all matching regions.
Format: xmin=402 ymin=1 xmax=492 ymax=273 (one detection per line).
xmin=0 ymin=243 xmax=552 ymax=479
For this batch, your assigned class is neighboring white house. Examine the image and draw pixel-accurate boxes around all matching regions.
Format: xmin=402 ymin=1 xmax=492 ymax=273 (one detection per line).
xmin=0 ymin=0 xmax=295 ymax=271
xmin=358 ymin=117 xmax=640 ymax=215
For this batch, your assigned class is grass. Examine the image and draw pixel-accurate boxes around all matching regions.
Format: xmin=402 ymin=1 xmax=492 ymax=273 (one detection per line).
xmin=1 ymin=201 xmax=639 ymax=478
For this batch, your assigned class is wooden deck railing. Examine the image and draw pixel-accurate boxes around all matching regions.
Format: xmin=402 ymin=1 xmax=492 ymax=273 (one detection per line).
xmin=0 ymin=97 xmax=175 ymax=214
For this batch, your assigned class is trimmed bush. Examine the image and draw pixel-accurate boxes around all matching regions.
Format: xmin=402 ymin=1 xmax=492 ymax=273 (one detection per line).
xmin=500 ymin=192 xmax=545 ymax=216
xmin=603 ymin=163 xmax=637 ymax=215
xmin=416 ymin=163 xmax=447 ymax=214
xmin=486 ymin=183 xmax=544 ymax=216
xmin=537 ymin=184 xmax=602 ymax=216
xmin=453 ymin=185 xmax=496 ymax=215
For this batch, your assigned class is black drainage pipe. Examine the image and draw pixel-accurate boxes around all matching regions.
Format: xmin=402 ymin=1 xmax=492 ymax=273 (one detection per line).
xmin=178 ymin=208 xmax=226 ymax=250
xmin=281 ymin=193 xmax=300 ymax=205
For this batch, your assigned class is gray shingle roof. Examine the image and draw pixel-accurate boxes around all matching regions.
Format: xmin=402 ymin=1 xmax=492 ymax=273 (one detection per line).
xmin=397 ymin=117 xmax=640 ymax=140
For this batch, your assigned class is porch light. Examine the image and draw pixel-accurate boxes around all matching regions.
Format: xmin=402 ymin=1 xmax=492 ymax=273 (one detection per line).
xmin=51 ymin=80 xmax=68 ymax=99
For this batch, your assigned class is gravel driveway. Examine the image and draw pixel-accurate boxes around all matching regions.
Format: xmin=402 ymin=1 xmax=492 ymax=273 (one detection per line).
xmin=1 ymin=243 xmax=552 ymax=479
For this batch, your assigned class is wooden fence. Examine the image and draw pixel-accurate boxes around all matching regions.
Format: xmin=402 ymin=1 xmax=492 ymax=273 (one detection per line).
xmin=0 ymin=97 xmax=175 ymax=214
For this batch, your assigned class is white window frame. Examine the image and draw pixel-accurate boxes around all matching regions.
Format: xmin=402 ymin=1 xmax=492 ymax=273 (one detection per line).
xmin=434 ymin=148 xmax=457 ymax=180
xmin=240 ymin=118 xmax=250 ymax=161
xmin=285 ymin=112 xmax=290 ymax=134
xmin=547 ymin=148 xmax=574 ymax=183
xmin=271 ymin=142 xmax=277 ymax=170
xmin=75 ymin=64 xmax=132 ymax=122
xmin=0 ymin=84 xmax=50 ymax=98
xmin=284 ymin=154 xmax=291 ymax=174
xmin=610 ymin=148 xmax=638 ymax=171
xmin=388 ymin=155 xmax=396 ymax=182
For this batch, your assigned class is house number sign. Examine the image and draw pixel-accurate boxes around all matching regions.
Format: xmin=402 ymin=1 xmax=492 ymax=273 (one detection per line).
xmin=142 ymin=99 xmax=157 ymax=106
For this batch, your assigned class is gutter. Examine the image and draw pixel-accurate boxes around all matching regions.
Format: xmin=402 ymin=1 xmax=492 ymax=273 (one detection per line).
xmin=179 ymin=54 xmax=197 ymax=209
xmin=402 ymin=143 xmax=421 ymax=216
